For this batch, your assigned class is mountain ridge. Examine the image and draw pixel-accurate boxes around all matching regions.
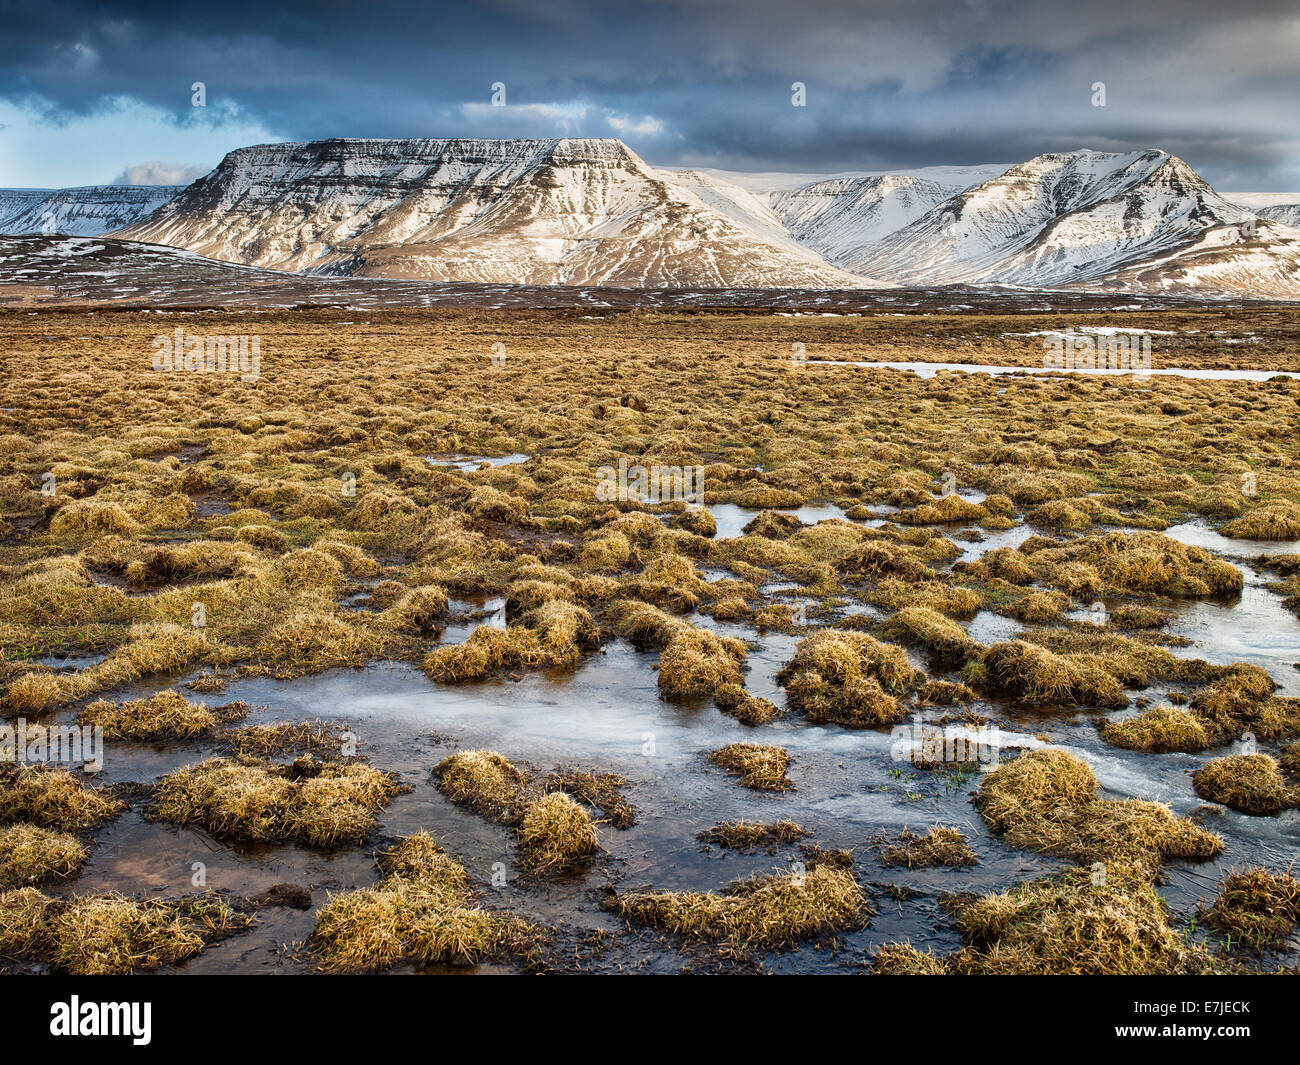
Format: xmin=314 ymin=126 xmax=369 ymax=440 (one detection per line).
xmin=0 ymin=185 xmax=182 ymax=237
xmin=114 ymin=137 xmax=879 ymax=289
xmin=3 ymin=137 xmax=1295 ymax=296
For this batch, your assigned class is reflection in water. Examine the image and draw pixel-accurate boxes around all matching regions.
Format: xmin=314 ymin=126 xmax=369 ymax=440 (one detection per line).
xmin=424 ymin=453 xmax=530 ymax=472
xmin=1163 ymin=520 xmax=1300 ymax=558
xmin=706 ymin=501 xmax=850 ymax=539
xmin=47 ymin=506 xmax=1300 ymax=973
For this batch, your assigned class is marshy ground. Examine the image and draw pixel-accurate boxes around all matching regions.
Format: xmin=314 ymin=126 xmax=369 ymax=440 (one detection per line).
xmin=2 ymin=304 xmax=1299 ymax=973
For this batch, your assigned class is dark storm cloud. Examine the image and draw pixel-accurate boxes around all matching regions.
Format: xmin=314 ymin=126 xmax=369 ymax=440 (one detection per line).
xmin=2 ymin=0 xmax=1298 ymax=187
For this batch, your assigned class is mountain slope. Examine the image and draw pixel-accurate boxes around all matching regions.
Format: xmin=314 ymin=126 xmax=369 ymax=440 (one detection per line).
xmin=115 ymin=138 xmax=876 ymax=289
xmin=0 ymin=189 xmax=52 ymax=229
xmin=769 ymin=174 xmax=967 ymax=267
xmin=0 ymin=186 xmax=182 ymax=236
xmin=849 ymin=150 xmax=1254 ymax=286
xmin=1258 ymin=204 xmax=1300 ymax=228
xmin=1090 ymin=218 xmax=1300 ymax=299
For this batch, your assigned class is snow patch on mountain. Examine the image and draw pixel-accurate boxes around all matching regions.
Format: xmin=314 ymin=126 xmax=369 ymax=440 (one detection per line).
xmin=1086 ymin=218 xmax=1300 ymax=300
xmin=770 ymin=174 xmax=966 ymax=267
xmin=1256 ymin=204 xmax=1300 ymax=228
xmin=0 ymin=186 xmax=183 ymax=236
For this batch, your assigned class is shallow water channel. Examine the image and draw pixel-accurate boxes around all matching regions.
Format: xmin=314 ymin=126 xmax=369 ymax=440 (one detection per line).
xmin=809 ymin=360 xmax=1300 ymax=381
xmin=30 ymin=505 xmax=1300 ymax=973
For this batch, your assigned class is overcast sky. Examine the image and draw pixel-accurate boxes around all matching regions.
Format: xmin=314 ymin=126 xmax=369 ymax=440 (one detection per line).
xmin=2 ymin=0 xmax=1297 ymax=190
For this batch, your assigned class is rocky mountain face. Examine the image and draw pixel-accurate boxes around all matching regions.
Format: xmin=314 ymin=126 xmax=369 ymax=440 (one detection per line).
xmin=769 ymin=174 xmax=968 ymax=267
xmin=0 ymin=189 xmax=50 ymax=227
xmin=1088 ymin=218 xmax=1300 ymax=300
xmin=1259 ymin=203 xmax=1300 ymax=228
xmin=113 ymin=138 xmax=874 ymax=288
xmin=843 ymin=150 xmax=1256 ymax=285
xmin=17 ymin=137 xmax=1286 ymax=298
xmin=0 ymin=186 xmax=182 ymax=236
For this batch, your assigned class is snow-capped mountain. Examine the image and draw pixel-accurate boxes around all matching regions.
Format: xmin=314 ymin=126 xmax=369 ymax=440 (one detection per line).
xmin=769 ymin=174 xmax=968 ymax=267
xmin=0 ymin=189 xmax=52 ymax=228
xmin=1258 ymin=204 xmax=1300 ymax=228
xmin=0 ymin=186 xmax=183 ymax=236
xmin=1089 ymin=218 xmax=1300 ymax=300
xmin=114 ymin=138 xmax=875 ymax=289
xmin=82 ymin=138 xmax=1300 ymax=297
xmin=664 ymin=163 xmax=1007 ymax=268
xmin=844 ymin=149 xmax=1263 ymax=286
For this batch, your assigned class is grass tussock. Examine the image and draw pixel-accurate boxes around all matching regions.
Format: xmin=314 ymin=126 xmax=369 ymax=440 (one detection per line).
xmin=78 ymin=688 xmax=230 ymax=740
xmin=544 ymin=769 xmax=636 ymax=829
xmin=697 ymin=820 xmax=810 ymax=850
xmin=1100 ymin=705 xmax=1212 ymax=752
xmin=877 ymin=827 xmax=977 ymax=868
xmin=308 ymin=832 xmax=536 ymax=972
xmin=434 ymin=753 xmax=617 ymax=872
xmin=0 ymin=765 xmax=124 ymax=832
xmin=656 ymin=629 xmax=747 ymax=699
xmin=1223 ymin=501 xmax=1300 ymax=541
xmin=1027 ymin=531 xmax=1242 ymax=598
xmin=867 ymin=578 xmax=982 ymax=619
xmin=223 ymin=720 xmax=342 ymax=756
xmin=1187 ymin=666 xmax=1299 ymax=743
xmin=708 ymin=743 xmax=792 ymax=791
xmin=837 ymin=540 xmax=932 ymax=582
xmin=871 ymin=941 xmax=948 ymax=974
xmin=422 ymin=602 xmax=601 ymax=682
xmin=1109 ymin=605 xmax=1170 ymax=630
xmin=0 ymin=888 xmax=248 ymax=974
xmin=975 ymin=749 xmax=1223 ymax=875
xmin=1192 ymin=754 xmax=1295 ymax=815
xmin=777 ymin=629 xmax=925 ymax=728
xmin=516 ymin=792 xmax=601 ymax=871
xmin=0 ymin=823 xmax=88 ymax=887
xmin=880 ymin=606 xmax=983 ymax=665
xmin=1008 ymin=590 xmax=1069 ymax=624
xmin=151 ymin=755 xmax=406 ymax=846
xmin=916 ymin=679 xmax=976 ymax=705
xmin=434 ymin=749 xmax=528 ymax=823
xmin=947 ymin=863 xmax=1222 ymax=974
xmin=712 ymin=683 xmax=784 ymax=725
xmin=392 ymin=585 xmax=450 ymax=633
xmin=1199 ymin=867 xmax=1300 ymax=948
xmin=978 ymin=639 xmax=1127 ymax=708
xmin=612 ymin=864 xmax=868 ymax=946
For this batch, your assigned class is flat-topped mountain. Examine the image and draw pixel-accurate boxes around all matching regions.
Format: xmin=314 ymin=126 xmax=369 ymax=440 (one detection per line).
xmin=0 ymin=185 xmax=182 ymax=237
xmin=114 ymin=138 xmax=875 ymax=288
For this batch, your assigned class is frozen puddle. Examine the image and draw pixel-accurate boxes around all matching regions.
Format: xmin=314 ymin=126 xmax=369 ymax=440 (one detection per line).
xmin=706 ymin=501 xmax=851 ymax=539
xmin=1156 ymin=520 xmax=1300 ymax=695
xmin=1163 ymin=520 xmax=1300 ymax=558
xmin=1158 ymin=571 xmax=1300 ymax=697
xmin=808 ymin=360 xmax=1299 ymax=381
xmin=1032 ymin=521 xmax=1300 ymax=697
xmin=424 ymin=452 xmax=530 ymax=472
